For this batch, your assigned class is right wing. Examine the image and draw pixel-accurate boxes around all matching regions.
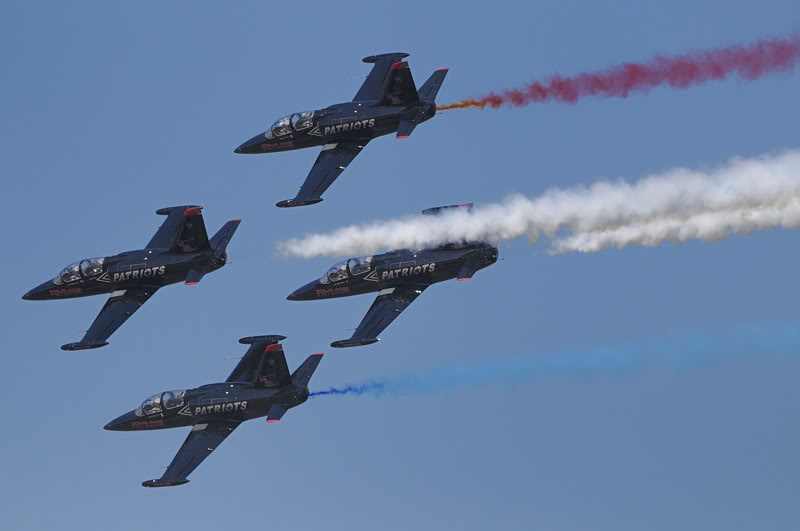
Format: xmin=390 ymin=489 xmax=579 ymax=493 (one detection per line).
xmin=146 ymin=206 xmax=210 ymax=253
xmin=61 ymin=286 xmax=158 ymax=351
xmin=331 ymin=285 xmax=427 ymax=348
xmin=277 ymin=139 xmax=370 ymax=207
xmin=227 ymin=336 xmax=291 ymax=388
xmin=142 ymin=420 xmax=240 ymax=487
xmin=353 ymin=52 xmax=410 ymax=102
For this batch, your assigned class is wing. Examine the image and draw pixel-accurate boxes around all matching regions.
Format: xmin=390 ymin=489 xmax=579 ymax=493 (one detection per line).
xmin=146 ymin=206 xmax=209 ymax=253
xmin=277 ymin=139 xmax=369 ymax=207
xmin=354 ymin=52 xmax=410 ymax=102
xmin=61 ymin=286 xmax=158 ymax=351
xmin=142 ymin=420 xmax=240 ymax=487
xmin=227 ymin=337 xmax=291 ymax=388
xmin=331 ymin=285 xmax=427 ymax=348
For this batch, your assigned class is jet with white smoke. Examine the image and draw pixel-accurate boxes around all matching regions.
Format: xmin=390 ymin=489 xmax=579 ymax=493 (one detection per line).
xmin=278 ymin=149 xmax=800 ymax=258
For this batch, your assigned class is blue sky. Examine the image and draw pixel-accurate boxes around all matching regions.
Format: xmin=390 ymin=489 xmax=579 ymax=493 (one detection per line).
xmin=1 ymin=2 xmax=799 ymax=529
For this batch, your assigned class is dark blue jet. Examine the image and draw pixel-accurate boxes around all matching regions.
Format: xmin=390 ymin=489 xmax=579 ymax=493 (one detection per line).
xmin=22 ymin=206 xmax=240 ymax=350
xmin=105 ymin=336 xmax=323 ymax=487
xmin=287 ymin=204 xmax=498 ymax=348
xmin=234 ymin=52 xmax=448 ymax=207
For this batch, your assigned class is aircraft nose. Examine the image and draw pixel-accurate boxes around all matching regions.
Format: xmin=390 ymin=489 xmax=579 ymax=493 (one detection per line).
xmin=104 ymin=410 xmax=136 ymax=431
xmin=234 ymin=133 xmax=266 ymax=154
xmin=287 ymin=280 xmax=318 ymax=301
xmin=22 ymin=279 xmax=55 ymax=301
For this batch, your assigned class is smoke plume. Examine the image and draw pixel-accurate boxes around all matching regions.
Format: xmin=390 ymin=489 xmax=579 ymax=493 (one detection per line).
xmin=311 ymin=322 xmax=800 ymax=399
xmin=437 ymin=35 xmax=800 ymax=110
xmin=277 ymin=149 xmax=800 ymax=258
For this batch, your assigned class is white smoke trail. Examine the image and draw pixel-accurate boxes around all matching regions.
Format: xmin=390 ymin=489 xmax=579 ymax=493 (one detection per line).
xmin=278 ymin=150 xmax=800 ymax=258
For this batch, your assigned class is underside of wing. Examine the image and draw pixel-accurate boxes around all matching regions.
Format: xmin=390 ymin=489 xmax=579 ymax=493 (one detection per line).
xmin=331 ymin=285 xmax=426 ymax=348
xmin=142 ymin=420 xmax=240 ymax=487
xmin=146 ymin=206 xmax=210 ymax=253
xmin=61 ymin=286 xmax=158 ymax=351
xmin=277 ymin=140 xmax=369 ymax=207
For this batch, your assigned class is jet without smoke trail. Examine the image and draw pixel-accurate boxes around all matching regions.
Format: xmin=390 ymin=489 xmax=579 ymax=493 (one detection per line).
xmin=278 ymin=149 xmax=800 ymax=258
xmin=437 ymin=35 xmax=800 ymax=110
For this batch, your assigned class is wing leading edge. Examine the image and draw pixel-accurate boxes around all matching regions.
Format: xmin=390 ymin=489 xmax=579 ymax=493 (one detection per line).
xmin=61 ymin=286 xmax=158 ymax=351
xmin=277 ymin=139 xmax=370 ymax=208
xmin=142 ymin=420 xmax=240 ymax=487
xmin=331 ymin=285 xmax=427 ymax=348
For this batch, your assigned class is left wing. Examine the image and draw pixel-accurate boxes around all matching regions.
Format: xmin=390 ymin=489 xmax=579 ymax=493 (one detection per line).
xmin=331 ymin=285 xmax=427 ymax=348
xmin=277 ymin=139 xmax=370 ymax=207
xmin=142 ymin=420 xmax=240 ymax=487
xmin=61 ymin=286 xmax=158 ymax=351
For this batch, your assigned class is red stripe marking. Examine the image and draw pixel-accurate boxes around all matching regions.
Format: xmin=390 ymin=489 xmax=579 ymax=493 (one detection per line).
xmin=266 ymin=419 xmax=279 ymax=423
xmin=185 ymin=281 xmax=199 ymax=286
xmin=265 ymin=343 xmax=282 ymax=352
xmin=311 ymin=352 xmax=324 ymax=357
xmin=231 ymin=218 xmax=241 ymax=222
xmin=183 ymin=207 xmax=202 ymax=216
xmin=396 ymin=135 xmax=409 ymax=139
xmin=457 ymin=278 xmax=470 ymax=281
xmin=391 ymin=61 xmax=408 ymax=70
xmin=436 ymin=67 xmax=449 ymax=71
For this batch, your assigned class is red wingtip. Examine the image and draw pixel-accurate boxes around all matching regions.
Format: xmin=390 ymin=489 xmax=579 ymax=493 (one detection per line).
xmin=184 ymin=207 xmax=202 ymax=217
xmin=231 ymin=218 xmax=241 ymax=222
xmin=185 ymin=281 xmax=199 ymax=286
xmin=265 ymin=343 xmax=282 ymax=352
xmin=266 ymin=419 xmax=280 ymax=423
xmin=391 ymin=61 xmax=408 ymax=70
xmin=396 ymin=135 xmax=409 ymax=139
xmin=437 ymin=67 xmax=449 ymax=71
xmin=457 ymin=278 xmax=470 ymax=281
xmin=311 ymin=352 xmax=324 ymax=357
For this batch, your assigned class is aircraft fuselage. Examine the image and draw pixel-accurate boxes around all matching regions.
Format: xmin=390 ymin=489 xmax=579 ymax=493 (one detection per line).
xmin=287 ymin=243 xmax=498 ymax=302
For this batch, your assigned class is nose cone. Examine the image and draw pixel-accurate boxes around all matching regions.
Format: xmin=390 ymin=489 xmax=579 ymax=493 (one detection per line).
xmin=104 ymin=410 xmax=137 ymax=431
xmin=22 ymin=279 xmax=56 ymax=301
xmin=234 ymin=132 xmax=267 ymax=154
xmin=287 ymin=280 xmax=319 ymax=301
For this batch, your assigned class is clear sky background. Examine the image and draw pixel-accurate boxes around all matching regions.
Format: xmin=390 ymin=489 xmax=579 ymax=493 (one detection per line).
xmin=2 ymin=2 xmax=799 ymax=529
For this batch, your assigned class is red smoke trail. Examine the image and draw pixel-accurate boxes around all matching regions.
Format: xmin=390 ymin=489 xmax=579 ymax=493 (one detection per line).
xmin=437 ymin=35 xmax=800 ymax=110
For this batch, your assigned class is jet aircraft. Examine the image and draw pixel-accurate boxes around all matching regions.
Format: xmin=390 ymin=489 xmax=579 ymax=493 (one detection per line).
xmin=22 ymin=206 xmax=240 ymax=351
xmin=234 ymin=52 xmax=448 ymax=207
xmin=104 ymin=336 xmax=323 ymax=487
xmin=287 ymin=204 xmax=498 ymax=347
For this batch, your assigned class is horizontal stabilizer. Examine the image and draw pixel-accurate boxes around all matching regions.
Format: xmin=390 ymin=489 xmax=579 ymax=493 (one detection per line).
xmin=142 ymin=478 xmax=189 ymax=488
xmin=422 ymin=203 xmax=474 ymax=216
xmin=276 ymin=197 xmax=323 ymax=208
xmin=396 ymin=120 xmax=418 ymax=139
xmin=291 ymin=353 xmax=324 ymax=387
xmin=184 ymin=268 xmax=205 ymax=285
xmin=331 ymin=338 xmax=380 ymax=348
xmin=418 ymin=68 xmax=448 ymax=102
xmin=266 ymin=404 xmax=287 ymax=423
xmin=362 ymin=52 xmax=409 ymax=64
xmin=61 ymin=341 xmax=109 ymax=351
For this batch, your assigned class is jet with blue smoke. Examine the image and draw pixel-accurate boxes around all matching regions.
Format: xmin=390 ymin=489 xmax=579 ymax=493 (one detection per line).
xmin=311 ymin=322 xmax=800 ymax=398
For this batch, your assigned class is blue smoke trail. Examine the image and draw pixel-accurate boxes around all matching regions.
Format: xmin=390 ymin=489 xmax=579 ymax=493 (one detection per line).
xmin=310 ymin=322 xmax=800 ymax=399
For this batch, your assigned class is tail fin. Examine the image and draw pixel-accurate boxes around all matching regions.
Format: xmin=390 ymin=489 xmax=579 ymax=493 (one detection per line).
xmin=418 ymin=68 xmax=448 ymax=103
xmin=291 ymin=353 xmax=324 ymax=387
xmin=210 ymin=219 xmax=241 ymax=253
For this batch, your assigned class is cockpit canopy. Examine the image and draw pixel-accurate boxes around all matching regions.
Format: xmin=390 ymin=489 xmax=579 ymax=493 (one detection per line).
xmin=54 ymin=257 xmax=104 ymax=285
xmin=135 ymin=389 xmax=186 ymax=417
xmin=320 ymin=256 xmax=373 ymax=284
xmin=265 ymin=111 xmax=316 ymax=139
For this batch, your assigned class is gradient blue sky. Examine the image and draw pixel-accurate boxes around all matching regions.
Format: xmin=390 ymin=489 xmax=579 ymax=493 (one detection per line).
xmin=2 ymin=2 xmax=799 ymax=529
